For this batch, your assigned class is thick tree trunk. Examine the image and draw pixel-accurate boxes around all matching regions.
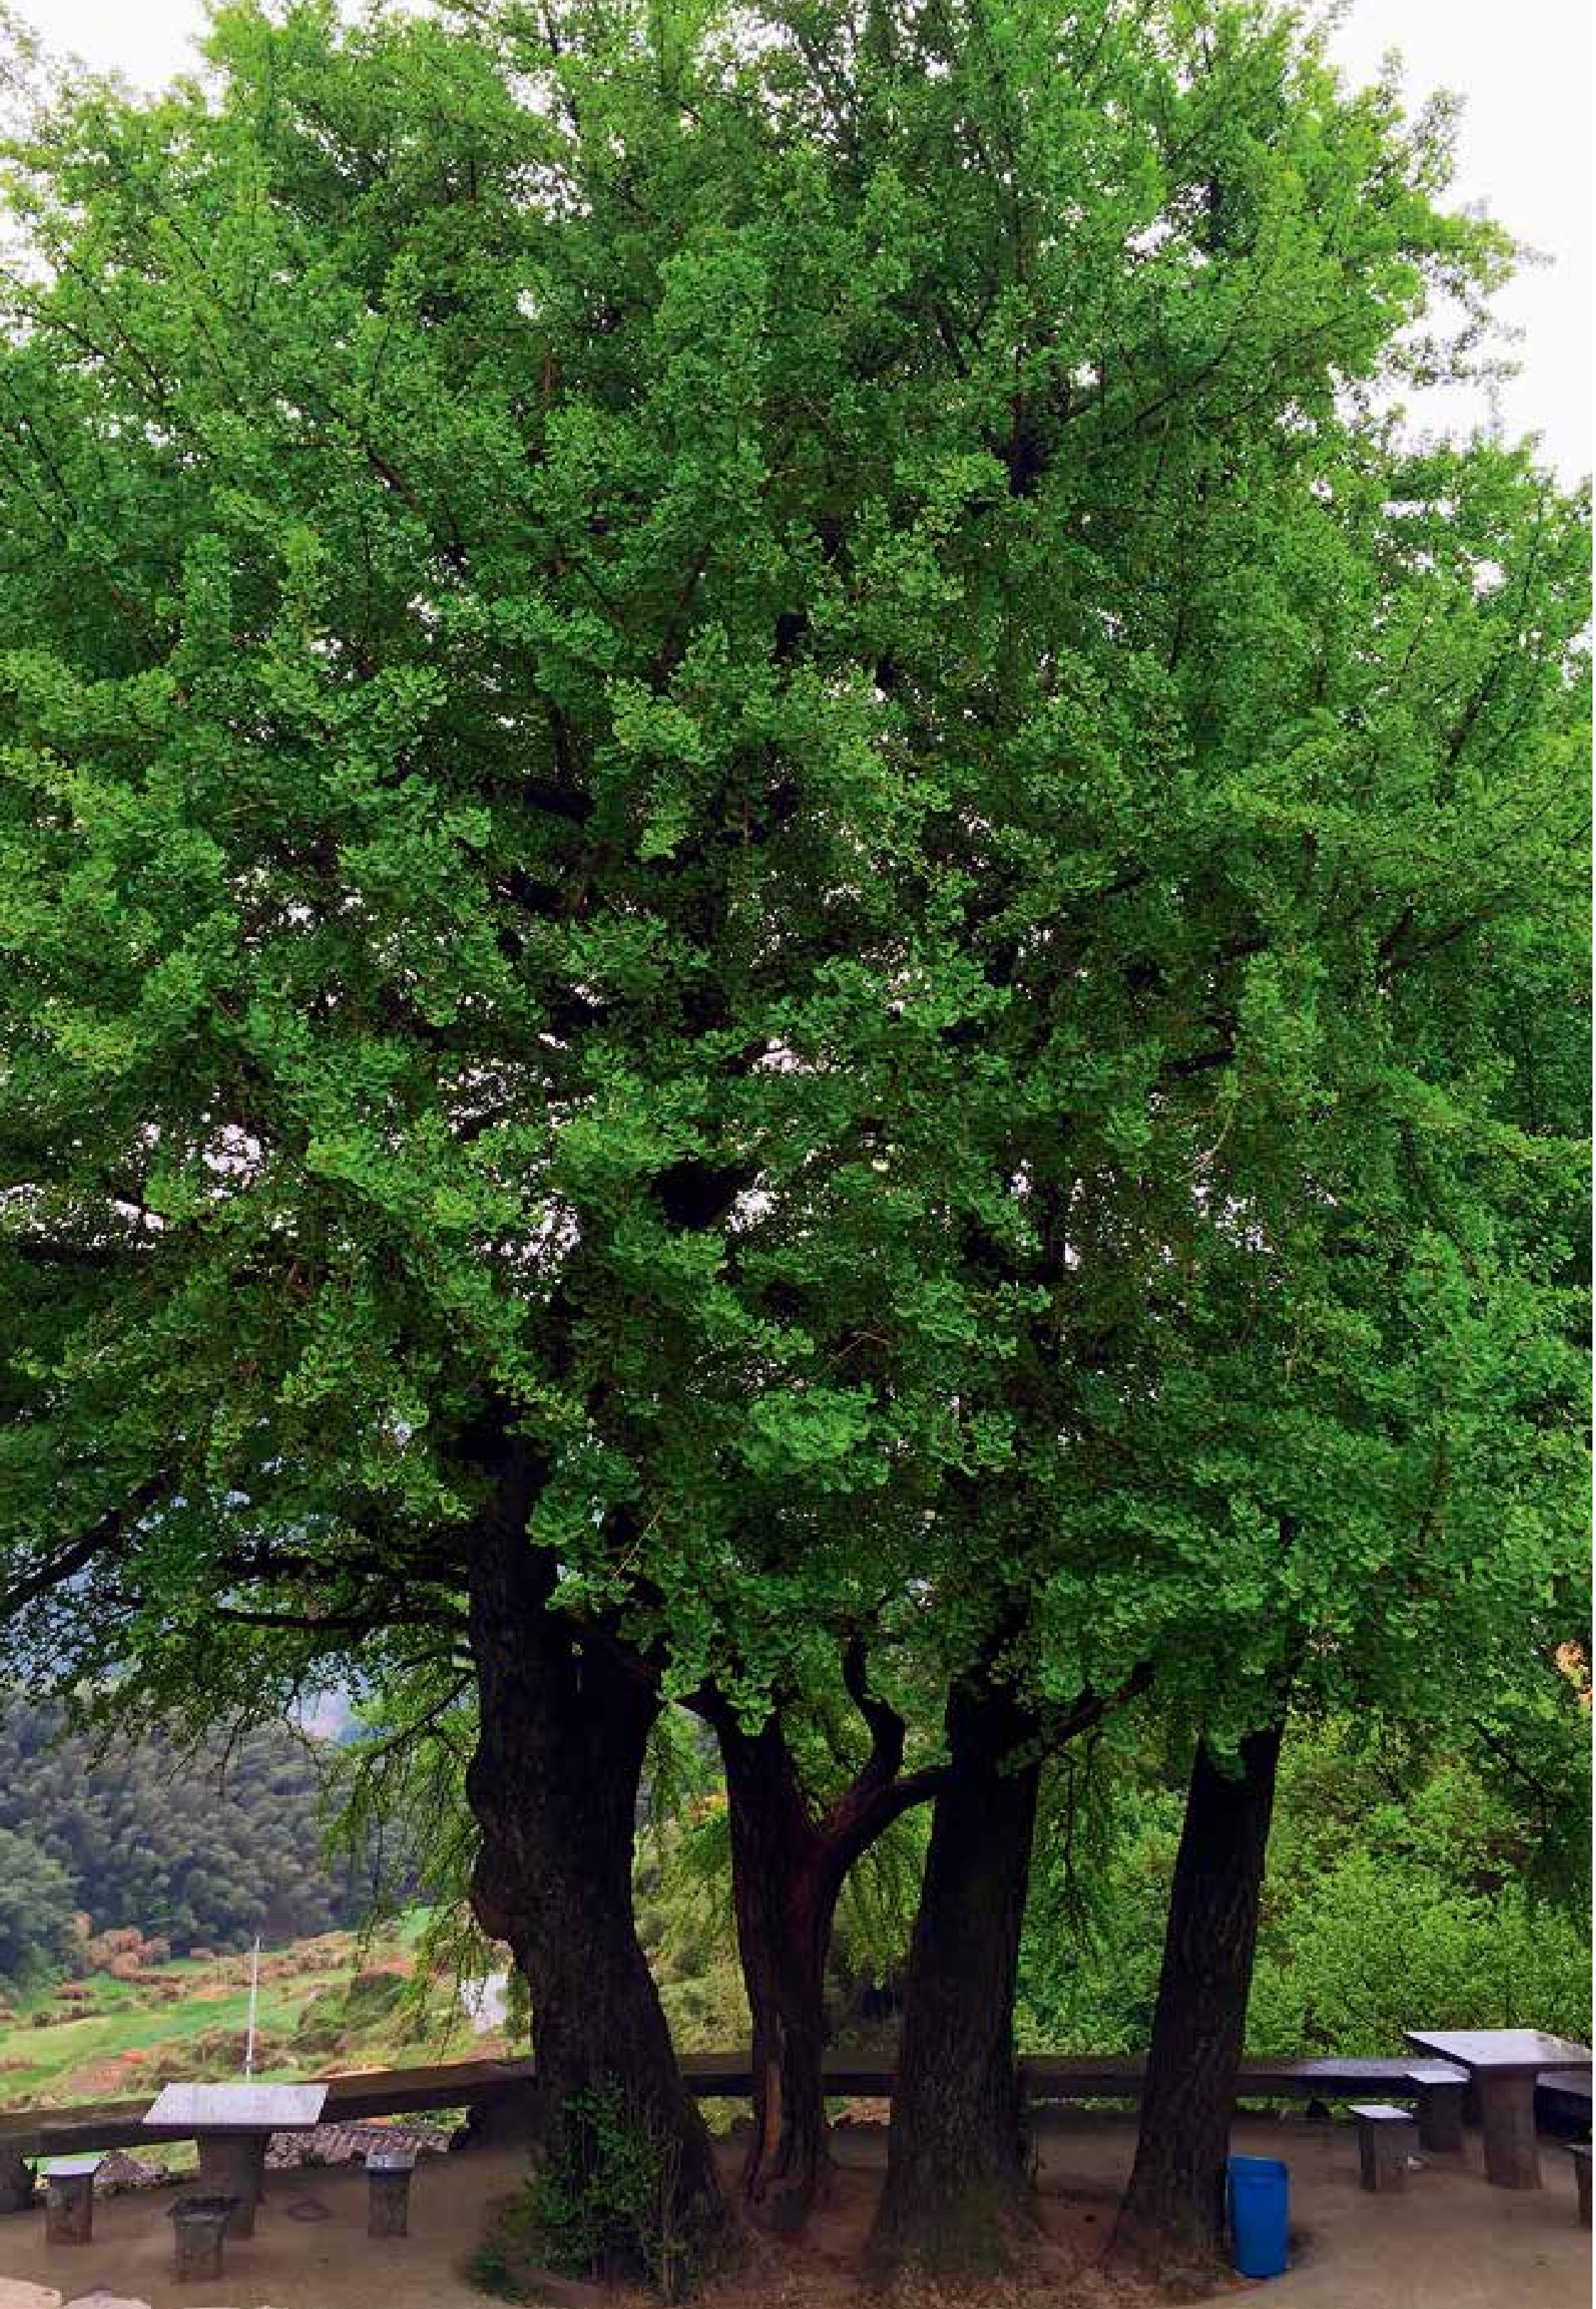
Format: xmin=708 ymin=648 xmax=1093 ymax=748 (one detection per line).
xmin=706 ymin=1662 xmax=947 ymax=2235
xmin=464 ymin=1475 xmax=725 ymax=2253
xmin=1112 ymin=1719 xmax=1286 ymax=2283
xmin=869 ymin=1680 xmax=1042 ymax=2277
xmin=716 ymin=1714 xmax=841 ymax=2231
xmin=707 ymin=1656 xmax=946 ymax=2233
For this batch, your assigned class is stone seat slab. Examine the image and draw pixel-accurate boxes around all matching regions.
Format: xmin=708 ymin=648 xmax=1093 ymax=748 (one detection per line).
xmin=1350 ymin=2102 xmax=1419 ymax=2195
xmin=1403 ymin=2064 xmax=1468 ymax=2152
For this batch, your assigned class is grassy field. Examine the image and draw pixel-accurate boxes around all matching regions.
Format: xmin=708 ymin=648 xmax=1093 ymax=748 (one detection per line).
xmin=0 ymin=1926 xmax=511 ymax=2109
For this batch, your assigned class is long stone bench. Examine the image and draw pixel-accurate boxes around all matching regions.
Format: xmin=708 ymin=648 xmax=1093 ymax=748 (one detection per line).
xmin=683 ymin=2050 xmax=1467 ymax=2105
xmin=1024 ymin=2054 xmax=1465 ymax=2105
xmin=0 ymin=2045 xmax=1476 ymax=2188
xmin=0 ymin=2057 xmax=536 ymax=2163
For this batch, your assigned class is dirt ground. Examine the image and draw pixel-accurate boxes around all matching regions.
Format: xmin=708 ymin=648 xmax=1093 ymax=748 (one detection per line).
xmin=0 ymin=2110 xmax=1587 ymax=2309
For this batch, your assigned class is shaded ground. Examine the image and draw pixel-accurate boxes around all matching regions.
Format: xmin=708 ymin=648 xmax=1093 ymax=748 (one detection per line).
xmin=1020 ymin=2112 xmax=1589 ymax=2309
xmin=0 ymin=2112 xmax=1587 ymax=2308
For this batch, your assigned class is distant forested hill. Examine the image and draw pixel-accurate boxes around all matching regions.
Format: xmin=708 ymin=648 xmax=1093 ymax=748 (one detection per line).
xmin=1 ymin=1696 xmax=366 ymax=1985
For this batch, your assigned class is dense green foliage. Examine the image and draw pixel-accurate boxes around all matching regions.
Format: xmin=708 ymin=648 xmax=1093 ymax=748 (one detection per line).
xmin=638 ymin=1710 xmax=1596 ymax=2066
xmin=0 ymin=1824 xmax=76 ymax=1998
xmin=1019 ymin=1712 xmax=1593 ymax=2061
xmin=0 ymin=1698 xmax=366 ymax=1964
xmin=529 ymin=2078 xmax=712 ymax=2299
xmin=0 ymin=0 xmax=1582 ymax=1751
xmin=464 ymin=2080 xmax=717 ymax=2303
xmin=630 ymin=1710 xmax=1596 ymax=2065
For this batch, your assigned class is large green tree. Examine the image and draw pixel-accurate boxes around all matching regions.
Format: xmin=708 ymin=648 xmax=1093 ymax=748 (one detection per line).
xmin=0 ymin=0 xmax=1585 ymax=2283
xmin=1097 ymin=420 xmax=1591 ymax=2276
xmin=0 ymin=1825 xmax=75 ymax=1995
xmin=0 ymin=0 xmax=1062 ymax=2237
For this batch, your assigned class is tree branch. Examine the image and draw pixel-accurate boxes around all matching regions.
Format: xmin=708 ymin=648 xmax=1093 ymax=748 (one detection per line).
xmin=0 ymin=1484 xmax=160 ymax=1621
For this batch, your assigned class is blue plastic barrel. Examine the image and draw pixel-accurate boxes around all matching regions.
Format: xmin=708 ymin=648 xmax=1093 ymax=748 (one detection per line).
xmin=1227 ymin=2153 xmax=1289 ymax=2279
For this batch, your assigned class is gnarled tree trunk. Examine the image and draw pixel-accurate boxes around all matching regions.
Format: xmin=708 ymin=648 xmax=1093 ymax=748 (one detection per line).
xmin=465 ymin=1469 xmax=725 ymax=2249
xmin=716 ymin=1713 xmax=837 ymax=2230
xmin=706 ymin=1650 xmax=945 ymax=2232
xmin=868 ymin=1678 xmax=1042 ymax=2278
xmin=1112 ymin=1718 xmax=1286 ymax=2283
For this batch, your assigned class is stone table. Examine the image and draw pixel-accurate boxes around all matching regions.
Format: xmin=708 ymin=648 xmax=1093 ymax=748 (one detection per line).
xmin=140 ymin=2082 xmax=328 ymax=2238
xmin=1404 ymin=2029 xmax=1592 ymax=2189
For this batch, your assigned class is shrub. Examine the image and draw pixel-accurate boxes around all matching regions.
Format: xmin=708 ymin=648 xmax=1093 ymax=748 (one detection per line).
xmin=1248 ymin=1849 xmax=1592 ymax=2055
xmin=470 ymin=2080 xmax=712 ymax=2303
xmin=534 ymin=2080 xmax=704 ymax=2299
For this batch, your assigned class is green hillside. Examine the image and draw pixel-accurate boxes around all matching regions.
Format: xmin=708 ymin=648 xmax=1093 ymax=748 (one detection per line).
xmin=0 ymin=1698 xmax=370 ymax=1993
xmin=0 ymin=1928 xmax=496 ymax=2109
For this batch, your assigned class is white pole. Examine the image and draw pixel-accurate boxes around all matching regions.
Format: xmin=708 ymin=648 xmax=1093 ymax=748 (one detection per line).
xmin=244 ymin=1935 xmax=261 ymax=2080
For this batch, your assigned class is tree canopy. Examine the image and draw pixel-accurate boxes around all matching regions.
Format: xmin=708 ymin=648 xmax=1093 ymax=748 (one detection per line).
xmin=2 ymin=0 xmax=1583 ymax=1734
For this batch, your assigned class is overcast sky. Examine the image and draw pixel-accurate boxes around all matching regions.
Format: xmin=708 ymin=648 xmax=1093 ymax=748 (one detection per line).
xmin=15 ymin=0 xmax=1594 ymax=478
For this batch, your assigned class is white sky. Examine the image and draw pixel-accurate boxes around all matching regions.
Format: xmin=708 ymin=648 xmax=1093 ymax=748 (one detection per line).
xmin=15 ymin=0 xmax=1595 ymax=480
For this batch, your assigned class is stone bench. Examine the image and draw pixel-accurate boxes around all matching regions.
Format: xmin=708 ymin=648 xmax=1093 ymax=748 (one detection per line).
xmin=366 ymin=2147 xmax=416 ymax=2238
xmin=41 ymin=2156 xmax=101 ymax=2246
xmin=1406 ymin=2062 xmax=1466 ymax=2152
xmin=1568 ymin=2141 xmax=1591 ymax=2229
xmin=1350 ymin=2103 xmax=1419 ymax=2194
xmin=169 ymin=2191 xmax=239 ymax=2283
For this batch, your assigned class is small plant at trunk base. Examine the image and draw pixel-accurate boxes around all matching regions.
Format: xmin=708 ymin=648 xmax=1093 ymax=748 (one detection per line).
xmin=462 ymin=2236 xmax=534 ymax=2305
xmin=528 ymin=2080 xmax=710 ymax=2300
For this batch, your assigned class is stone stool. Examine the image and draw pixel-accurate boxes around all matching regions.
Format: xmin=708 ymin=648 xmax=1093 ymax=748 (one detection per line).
xmin=1409 ymin=2062 xmax=1467 ymax=2153
xmin=1568 ymin=2142 xmax=1591 ymax=2228
xmin=42 ymin=2155 xmax=100 ymax=2244
xmin=169 ymin=2192 xmax=238 ymax=2283
xmin=366 ymin=2148 xmax=416 ymax=2238
xmin=1351 ymin=2102 xmax=1419 ymax=2193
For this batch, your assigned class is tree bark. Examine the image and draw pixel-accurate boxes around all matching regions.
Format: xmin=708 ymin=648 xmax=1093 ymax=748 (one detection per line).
xmin=1112 ymin=1718 xmax=1286 ymax=2282
xmin=716 ymin=1713 xmax=837 ymax=2231
xmin=868 ymin=1678 xmax=1042 ymax=2277
xmin=464 ymin=1466 xmax=725 ymax=2251
xmin=706 ymin=1654 xmax=945 ymax=2232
